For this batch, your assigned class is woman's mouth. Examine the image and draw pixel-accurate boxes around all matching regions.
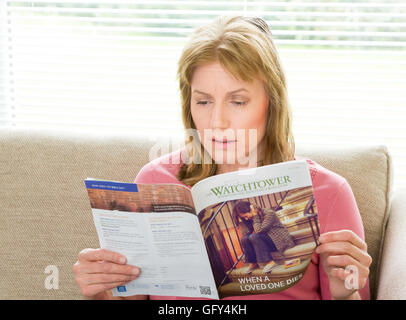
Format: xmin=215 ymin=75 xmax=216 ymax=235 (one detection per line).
xmin=211 ymin=137 xmax=236 ymax=149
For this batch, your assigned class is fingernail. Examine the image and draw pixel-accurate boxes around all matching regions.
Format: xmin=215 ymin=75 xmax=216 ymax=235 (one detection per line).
xmin=119 ymin=257 xmax=126 ymax=264
xmin=132 ymin=267 xmax=140 ymax=275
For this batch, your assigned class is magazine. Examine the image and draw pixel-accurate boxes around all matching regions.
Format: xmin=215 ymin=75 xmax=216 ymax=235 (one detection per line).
xmin=84 ymin=159 xmax=320 ymax=299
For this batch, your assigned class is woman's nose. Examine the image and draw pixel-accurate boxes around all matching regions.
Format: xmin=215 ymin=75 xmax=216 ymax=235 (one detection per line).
xmin=211 ymin=103 xmax=229 ymax=129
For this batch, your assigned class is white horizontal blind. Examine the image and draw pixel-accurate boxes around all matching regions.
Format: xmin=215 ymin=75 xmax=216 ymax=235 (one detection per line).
xmin=0 ymin=0 xmax=8 ymax=127
xmin=0 ymin=0 xmax=405 ymax=191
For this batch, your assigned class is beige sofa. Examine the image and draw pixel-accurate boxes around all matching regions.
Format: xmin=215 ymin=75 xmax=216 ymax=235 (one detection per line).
xmin=0 ymin=128 xmax=404 ymax=300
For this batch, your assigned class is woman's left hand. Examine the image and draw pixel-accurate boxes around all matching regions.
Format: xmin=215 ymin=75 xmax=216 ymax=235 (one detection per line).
xmin=250 ymin=205 xmax=258 ymax=216
xmin=316 ymin=229 xmax=372 ymax=300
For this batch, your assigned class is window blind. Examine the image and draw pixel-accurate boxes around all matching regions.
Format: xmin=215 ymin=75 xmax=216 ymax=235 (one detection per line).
xmin=0 ymin=0 xmax=405 ymax=191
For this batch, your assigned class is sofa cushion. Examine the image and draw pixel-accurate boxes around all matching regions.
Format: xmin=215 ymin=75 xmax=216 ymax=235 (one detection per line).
xmin=0 ymin=128 xmax=392 ymax=299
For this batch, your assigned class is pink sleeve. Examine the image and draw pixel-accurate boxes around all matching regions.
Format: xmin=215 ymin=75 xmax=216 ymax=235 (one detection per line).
xmin=319 ymin=179 xmax=371 ymax=300
xmin=133 ymin=164 xmax=157 ymax=184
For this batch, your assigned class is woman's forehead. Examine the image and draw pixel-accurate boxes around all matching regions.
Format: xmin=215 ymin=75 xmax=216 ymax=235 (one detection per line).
xmin=191 ymin=63 xmax=263 ymax=96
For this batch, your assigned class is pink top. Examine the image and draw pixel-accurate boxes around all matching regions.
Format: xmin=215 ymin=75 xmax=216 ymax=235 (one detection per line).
xmin=133 ymin=149 xmax=370 ymax=300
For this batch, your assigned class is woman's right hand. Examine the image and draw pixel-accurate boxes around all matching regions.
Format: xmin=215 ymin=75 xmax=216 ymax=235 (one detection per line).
xmin=73 ymin=248 xmax=144 ymax=299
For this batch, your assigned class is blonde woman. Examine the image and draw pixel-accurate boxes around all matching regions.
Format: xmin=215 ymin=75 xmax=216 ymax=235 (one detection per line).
xmin=74 ymin=15 xmax=372 ymax=300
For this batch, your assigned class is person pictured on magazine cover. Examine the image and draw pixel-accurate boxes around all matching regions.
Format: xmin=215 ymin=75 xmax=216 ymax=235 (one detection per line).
xmin=73 ymin=15 xmax=372 ymax=300
xmin=233 ymin=201 xmax=295 ymax=274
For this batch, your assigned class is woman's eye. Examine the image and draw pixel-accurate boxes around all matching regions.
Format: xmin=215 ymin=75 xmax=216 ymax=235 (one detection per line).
xmin=232 ymin=101 xmax=246 ymax=106
xmin=196 ymin=100 xmax=246 ymax=106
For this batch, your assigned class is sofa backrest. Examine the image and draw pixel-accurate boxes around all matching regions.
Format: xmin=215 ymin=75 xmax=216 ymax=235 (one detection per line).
xmin=0 ymin=128 xmax=392 ymax=299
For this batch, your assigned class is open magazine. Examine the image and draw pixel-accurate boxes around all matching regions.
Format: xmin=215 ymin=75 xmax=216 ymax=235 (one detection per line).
xmin=84 ymin=159 xmax=320 ymax=300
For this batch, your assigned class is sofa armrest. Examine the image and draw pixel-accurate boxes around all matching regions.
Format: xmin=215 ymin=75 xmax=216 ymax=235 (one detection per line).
xmin=376 ymin=188 xmax=406 ymax=299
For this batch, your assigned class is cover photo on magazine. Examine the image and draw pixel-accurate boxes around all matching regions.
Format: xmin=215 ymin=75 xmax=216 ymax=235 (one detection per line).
xmin=197 ymin=185 xmax=319 ymax=297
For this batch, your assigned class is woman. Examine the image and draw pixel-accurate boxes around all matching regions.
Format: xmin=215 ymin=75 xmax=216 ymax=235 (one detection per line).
xmin=233 ymin=201 xmax=295 ymax=274
xmin=73 ymin=15 xmax=372 ymax=300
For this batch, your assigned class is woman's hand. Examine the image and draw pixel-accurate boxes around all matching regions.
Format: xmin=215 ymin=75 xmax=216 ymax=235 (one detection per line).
xmin=73 ymin=248 xmax=145 ymax=300
xmin=250 ymin=205 xmax=258 ymax=216
xmin=316 ymin=230 xmax=372 ymax=300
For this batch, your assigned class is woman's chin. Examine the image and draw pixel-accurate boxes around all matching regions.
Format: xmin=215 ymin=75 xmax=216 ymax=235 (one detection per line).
xmin=203 ymin=144 xmax=251 ymax=166
xmin=208 ymin=152 xmax=238 ymax=166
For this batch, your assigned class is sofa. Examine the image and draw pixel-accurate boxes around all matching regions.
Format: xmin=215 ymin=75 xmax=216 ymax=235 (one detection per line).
xmin=0 ymin=127 xmax=405 ymax=299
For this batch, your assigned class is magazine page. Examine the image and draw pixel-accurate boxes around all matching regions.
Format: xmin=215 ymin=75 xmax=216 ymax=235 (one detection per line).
xmin=84 ymin=179 xmax=219 ymax=299
xmin=190 ymin=160 xmax=320 ymax=299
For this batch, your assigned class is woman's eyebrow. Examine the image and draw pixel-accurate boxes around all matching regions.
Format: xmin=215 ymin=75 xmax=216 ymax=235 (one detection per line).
xmin=192 ymin=88 xmax=249 ymax=96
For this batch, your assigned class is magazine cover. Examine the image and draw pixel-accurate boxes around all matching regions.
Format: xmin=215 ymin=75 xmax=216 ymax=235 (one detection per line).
xmin=191 ymin=160 xmax=320 ymax=298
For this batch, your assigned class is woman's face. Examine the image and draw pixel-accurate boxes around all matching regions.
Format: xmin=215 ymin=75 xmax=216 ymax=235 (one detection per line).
xmin=190 ymin=61 xmax=269 ymax=169
xmin=239 ymin=212 xmax=253 ymax=220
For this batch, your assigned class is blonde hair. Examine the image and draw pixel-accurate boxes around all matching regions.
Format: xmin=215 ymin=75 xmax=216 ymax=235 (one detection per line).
xmin=176 ymin=15 xmax=295 ymax=187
